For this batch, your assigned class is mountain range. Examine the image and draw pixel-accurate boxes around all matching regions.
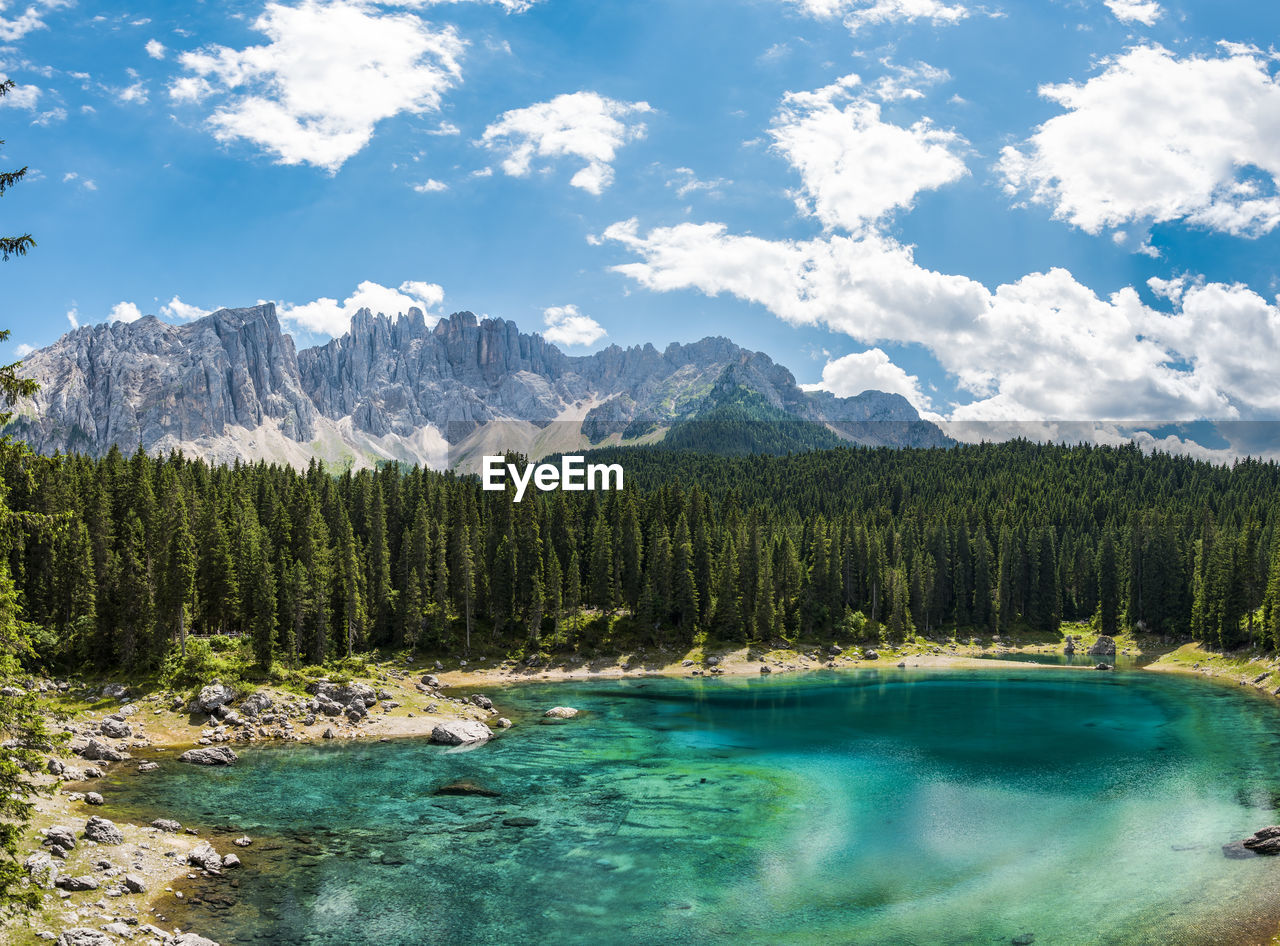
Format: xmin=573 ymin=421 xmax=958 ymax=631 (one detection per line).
xmin=7 ymin=304 xmax=948 ymax=470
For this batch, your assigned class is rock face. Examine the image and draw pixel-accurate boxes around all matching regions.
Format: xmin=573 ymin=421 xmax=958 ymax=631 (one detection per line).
xmin=429 ymin=720 xmax=494 ymax=745
xmin=1088 ymin=636 xmax=1117 ymax=656
xmin=13 ymin=307 xmax=949 ymax=469
xmin=179 ymin=746 xmax=239 ymax=766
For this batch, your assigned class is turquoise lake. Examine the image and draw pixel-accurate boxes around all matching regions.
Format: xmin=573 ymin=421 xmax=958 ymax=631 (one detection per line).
xmin=107 ymin=669 xmax=1280 ymax=945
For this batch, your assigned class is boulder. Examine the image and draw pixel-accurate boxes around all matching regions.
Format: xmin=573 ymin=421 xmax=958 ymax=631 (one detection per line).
xmin=44 ymin=826 xmax=76 ymax=850
xmin=197 ymin=682 xmax=236 ymax=714
xmin=421 ymin=674 xmax=440 ymax=689
xmin=760 ymin=665 xmax=772 ymax=674
xmin=863 ymin=649 xmax=880 ymax=660
xmin=1088 ymin=636 xmax=1117 ymax=656
xmin=137 ymin=761 xmax=159 ymax=773
xmin=344 ymin=702 xmax=367 ymax=723
xmin=47 ymin=757 xmax=65 ymax=776
xmin=1223 ymin=840 xmax=1258 ymax=859
xmin=85 ymin=792 xmax=103 ymax=806
xmin=705 ymin=655 xmax=720 ymax=667
xmin=123 ymin=873 xmax=147 ymax=894
xmin=470 ymin=694 xmax=494 ymax=710
xmin=222 ymin=852 xmax=241 ymax=869
xmin=55 ymin=874 xmax=99 ymax=891
xmin=100 ymin=683 xmax=128 ymax=699
xmin=99 ymin=717 xmax=130 ymax=739
xmin=76 ymin=738 xmax=126 ymax=762
xmin=543 ymin=707 xmax=579 ymax=719
xmin=83 ymin=816 xmax=123 ymax=845
xmin=56 ymin=930 xmax=113 ymax=946
xmin=1094 ymin=663 xmax=1113 ymax=671
xmin=429 ymin=720 xmax=494 ymax=745
xmin=433 ymin=780 xmax=501 ymax=797
xmin=233 ymin=836 xmax=252 ymax=847
xmin=24 ymin=851 xmax=59 ymax=888
xmin=1243 ymin=826 xmax=1280 ymax=855
xmin=150 ymin=818 xmax=182 ymax=832
xmin=171 ymin=934 xmax=222 ymax=946
xmin=322 ymin=727 xmax=335 ymax=739
xmin=496 ymin=717 xmax=513 ymax=729
xmin=179 ymin=746 xmax=239 ymax=766
xmin=239 ymin=692 xmax=273 ymax=716
xmin=188 ymin=841 xmax=224 ymax=872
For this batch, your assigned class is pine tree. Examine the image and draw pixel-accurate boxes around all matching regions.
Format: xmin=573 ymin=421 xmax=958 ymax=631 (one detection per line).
xmin=972 ymin=530 xmax=993 ymax=632
xmin=545 ymin=547 xmax=562 ymax=644
xmin=712 ymin=534 xmax=741 ymax=636
xmin=1098 ymin=531 xmax=1119 ymax=636
xmin=159 ymin=495 xmax=196 ymax=658
xmin=243 ymin=521 xmax=277 ymax=669
xmin=620 ymin=498 xmax=643 ymax=611
xmin=995 ymin=525 xmax=1015 ymax=634
xmin=590 ymin=512 xmax=615 ymax=615
xmin=671 ymin=513 xmax=698 ymax=632
xmin=432 ymin=523 xmax=450 ymax=643
xmin=566 ymin=548 xmax=582 ymax=641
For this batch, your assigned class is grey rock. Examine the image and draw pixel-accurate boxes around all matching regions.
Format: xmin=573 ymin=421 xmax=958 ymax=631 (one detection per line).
xmin=429 ymin=720 xmax=494 ymax=745
xmin=99 ymin=717 xmax=130 ymax=739
xmin=543 ymin=706 xmax=579 ymax=719
xmin=55 ymin=874 xmax=99 ymax=891
xmin=1088 ymin=636 xmax=1117 ymax=656
xmin=85 ymin=791 xmax=103 ymax=805
xmin=470 ymin=694 xmax=494 ymax=710
xmin=44 ymin=826 xmax=76 ymax=850
xmin=1243 ymin=826 xmax=1280 ymax=855
xmin=24 ymin=851 xmax=59 ymax=888
xmin=171 ymin=934 xmax=222 ymax=946
xmin=863 ymin=650 xmax=880 ymax=660
xmin=83 ymin=816 xmax=124 ymax=845
xmin=123 ymin=873 xmax=146 ymax=894
xmin=239 ymin=692 xmax=273 ymax=716
xmin=47 ymin=757 xmax=65 ymax=776
xmin=100 ymin=684 xmax=128 ymax=699
xmin=322 ymin=727 xmax=335 ymax=739
xmin=233 ymin=836 xmax=252 ymax=847
xmin=496 ymin=717 xmax=512 ymax=729
xmin=150 ymin=818 xmax=182 ymax=832
xmin=13 ymin=307 xmax=948 ymax=470
xmin=187 ymin=841 xmax=224 ymax=872
xmin=137 ymin=761 xmax=159 ymax=772
xmin=759 ymin=665 xmax=772 ymax=674
xmin=421 ymin=674 xmax=440 ymax=688
xmin=76 ymin=738 xmax=126 ymax=762
xmin=344 ymin=702 xmax=367 ymax=723
xmin=221 ymin=852 xmax=241 ymax=869
xmin=197 ymin=683 xmax=235 ymax=714
xmin=179 ymin=746 xmax=238 ymax=766
xmin=56 ymin=929 xmax=113 ymax=946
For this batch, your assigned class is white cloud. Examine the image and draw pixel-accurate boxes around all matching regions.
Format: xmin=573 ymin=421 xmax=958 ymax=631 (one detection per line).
xmin=277 ymin=279 xmax=445 ymax=337
xmin=803 ymin=348 xmax=932 ymax=411
xmin=999 ymin=44 xmax=1280 ymax=238
xmin=14 ymin=342 xmax=34 ymax=357
xmin=542 ymin=304 xmax=606 ymax=347
xmin=145 ymin=38 xmax=166 ymax=60
xmin=480 ymin=91 xmax=651 ymax=194
xmin=771 ymin=73 xmax=968 ymax=231
xmin=790 ymin=0 xmax=968 ymax=32
xmin=32 ymin=105 xmax=65 ymax=125
xmin=160 ymin=296 xmax=213 ymax=321
xmin=0 ymin=79 xmax=39 ymax=109
xmin=871 ymin=60 xmax=951 ymax=101
xmin=667 ymin=167 xmax=730 ymax=199
xmin=412 ymin=178 xmax=448 ymax=192
xmin=426 ymin=120 xmax=460 ymax=136
xmin=114 ymin=79 xmax=148 ymax=105
xmin=0 ymin=0 xmax=66 ymax=42
xmin=66 ymin=306 xmax=79 ymax=329
xmin=108 ymin=301 xmax=143 ymax=324
xmin=1104 ymin=0 xmax=1161 ymax=25
xmin=172 ymin=0 xmax=466 ymax=172
xmin=392 ymin=0 xmax=540 ymax=11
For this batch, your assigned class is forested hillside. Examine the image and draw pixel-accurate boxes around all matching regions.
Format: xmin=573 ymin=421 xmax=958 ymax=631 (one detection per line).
xmin=3 ymin=438 xmax=1280 ymax=674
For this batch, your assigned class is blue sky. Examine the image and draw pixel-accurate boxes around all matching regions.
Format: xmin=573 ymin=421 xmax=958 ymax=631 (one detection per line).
xmin=3 ymin=0 xmax=1280 ymax=456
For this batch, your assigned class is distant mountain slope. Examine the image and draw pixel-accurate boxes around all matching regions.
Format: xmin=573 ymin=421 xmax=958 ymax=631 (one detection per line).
xmin=8 ymin=304 xmax=949 ymax=468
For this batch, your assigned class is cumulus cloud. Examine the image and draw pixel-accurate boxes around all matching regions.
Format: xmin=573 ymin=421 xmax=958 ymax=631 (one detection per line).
xmin=771 ymin=73 xmax=968 ymax=231
xmin=789 ymin=0 xmax=968 ymax=32
xmin=13 ymin=342 xmax=34 ymax=357
xmin=802 ymin=348 xmax=932 ymax=411
xmin=394 ymin=0 xmax=541 ymax=11
xmin=160 ymin=296 xmax=213 ymax=321
xmin=145 ymin=38 xmax=166 ymax=60
xmin=1104 ymin=0 xmax=1161 ymax=25
xmin=999 ymin=44 xmax=1280 ymax=238
xmin=541 ymin=304 xmax=606 ymax=346
xmin=108 ymin=302 xmax=144 ymax=324
xmin=480 ymin=91 xmax=651 ymax=194
xmin=412 ymin=178 xmax=448 ymax=192
xmin=277 ymin=279 xmax=445 ymax=337
xmin=0 ymin=0 xmax=66 ymax=42
xmin=604 ymin=73 xmax=1280 ymax=433
xmin=66 ymin=306 xmax=79 ymax=329
xmin=172 ymin=0 xmax=465 ymax=172
xmin=0 ymin=79 xmax=39 ymax=109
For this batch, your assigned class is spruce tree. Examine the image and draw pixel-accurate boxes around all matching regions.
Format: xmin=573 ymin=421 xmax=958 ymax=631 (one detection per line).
xmin=1098 ymin=531 xmax=1119 ymax=636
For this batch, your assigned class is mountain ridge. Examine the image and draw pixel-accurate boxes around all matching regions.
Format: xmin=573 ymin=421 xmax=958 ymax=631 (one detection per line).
xmin=8 ymin=303 xmax=949 ymax=469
